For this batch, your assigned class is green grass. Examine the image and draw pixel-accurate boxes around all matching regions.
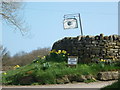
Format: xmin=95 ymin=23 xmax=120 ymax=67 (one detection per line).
xmin=1 ymin=61 xmax=120 ymax=85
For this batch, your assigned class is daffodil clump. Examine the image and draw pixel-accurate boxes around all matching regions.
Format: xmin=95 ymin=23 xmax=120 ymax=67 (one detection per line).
xmin=92 ymin=56 xmax=118 ymax=65
xmin=99 ymin=58 xmax=116 ymax=64
xmin=50 ymin=50 xmax=67 ymax=55
xmin=94 ymin=58 xmax=120 ymax=68
xmin=48 ymin=49 xmax=68 ymax=62
xmin=100 ymin=59 xmax=106 ymax=62
xmin=32 ymin=50 xmax=68 ymax=63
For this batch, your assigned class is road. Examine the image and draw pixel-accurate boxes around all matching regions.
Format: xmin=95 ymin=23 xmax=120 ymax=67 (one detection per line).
xmin=2 ymin=80 xmax=117 ymax=89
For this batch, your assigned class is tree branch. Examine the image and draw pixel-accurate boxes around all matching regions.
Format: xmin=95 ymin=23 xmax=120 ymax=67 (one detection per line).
xmin=0 ymin=12 xmax=24 ymax=36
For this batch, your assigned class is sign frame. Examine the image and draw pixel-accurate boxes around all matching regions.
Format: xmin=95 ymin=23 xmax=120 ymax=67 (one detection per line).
xmin=63 ymin=13 xmax=83 ymax=38
xmin=68 ymin=56 xmax=78 ymax=66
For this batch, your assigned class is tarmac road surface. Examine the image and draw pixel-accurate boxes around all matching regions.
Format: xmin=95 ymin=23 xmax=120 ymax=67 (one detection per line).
xmin=2 ymin=80 xmax=117 ymax=89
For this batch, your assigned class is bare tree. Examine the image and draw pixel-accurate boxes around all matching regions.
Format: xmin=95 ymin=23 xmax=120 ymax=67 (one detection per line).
xmin=0 ymin=0 xmax=27 ymax=35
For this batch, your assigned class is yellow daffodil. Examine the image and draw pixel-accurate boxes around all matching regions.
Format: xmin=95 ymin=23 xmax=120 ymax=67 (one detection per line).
xmin=3 ymin=72 xmax=7 ymax=75
xmin=100 ymin=59 xmax=106 ymax=62
xmin=50 ymin=50 xmax=53 ymax=53
xmin=50 ymin=50 xmax=56 ymax=53
xmin=113 ymin=58 xmax=115 ymax=61
xmin=14 ymin=65 xmax=20 ymax=69
xmin=58 ymin=50 xmax=61 ymax=54
xmin=37 ymin=56 xmax=40 ymax=58
xmin=62 ymin=50 xmax=67 ymax=54
xmin=55 ymin=52 xmax=58 ymax=54
xmin=101 ymin=59 xmax=104 ymax=62
xmin=16 ymin=65 xmax=20 ymax=67
xmin=42 ymin=56 xmax=46 ymax=59
xmin=63 ymin=55 xmax=65 ymax=57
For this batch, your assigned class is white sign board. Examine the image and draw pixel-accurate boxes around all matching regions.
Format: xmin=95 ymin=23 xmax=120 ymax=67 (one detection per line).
xmin=68 ymin=56 xmax=78 ymax=65
xmin=63 ymin=18 xmax=78 ymax=29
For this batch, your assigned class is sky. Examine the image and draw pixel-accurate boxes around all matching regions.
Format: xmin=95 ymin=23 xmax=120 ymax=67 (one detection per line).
xmin=2 ymin=2 xmax=118 ymax=56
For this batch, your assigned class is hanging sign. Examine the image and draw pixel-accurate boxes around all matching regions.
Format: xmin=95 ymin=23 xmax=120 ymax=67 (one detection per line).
xmin=63 ymin=18 xmax=78 ymax=29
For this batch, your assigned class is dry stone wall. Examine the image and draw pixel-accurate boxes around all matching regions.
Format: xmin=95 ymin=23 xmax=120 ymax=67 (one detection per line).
xmin=52 ymin=34 xmax=120 ymax=63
